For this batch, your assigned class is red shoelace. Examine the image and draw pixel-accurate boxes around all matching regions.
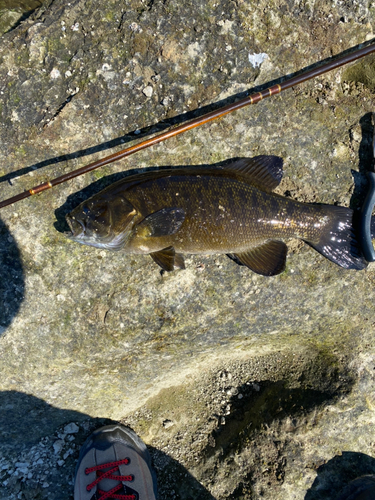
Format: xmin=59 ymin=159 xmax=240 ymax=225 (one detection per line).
xmin=85 ymin=458 xmax=136 ymax=500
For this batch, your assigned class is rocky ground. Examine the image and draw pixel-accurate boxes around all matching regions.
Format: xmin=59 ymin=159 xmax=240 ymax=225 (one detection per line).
xmin=1 ymin=0 xmax=375 ymax=499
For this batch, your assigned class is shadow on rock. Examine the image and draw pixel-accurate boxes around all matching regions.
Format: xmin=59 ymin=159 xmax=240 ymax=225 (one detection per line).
xmin=0 ymin=217 xmax=24 ymax=334
xmin=351 ymin=112 xmax=373 ymax=211
xmin=351 ymin=112 xmax=375 ymax=239
xmin=0 ymin=390 xmax=102 ymax=452
xmin=198 ymin=352 xmax=355 ymax=498
xmin=0 ymin=390 xmax=108 ymax=500
xmin=206 ymin=355 xmax=354 ymax=461
xmin=305 ymin=452 xmax=375 ymax=500
xmin=0 ymin=390 xmax=214 ymax=500
xmin=149 ymin=446 xmax=216 ymax=500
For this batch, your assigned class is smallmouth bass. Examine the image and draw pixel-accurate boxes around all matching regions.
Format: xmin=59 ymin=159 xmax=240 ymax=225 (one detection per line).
xmin=66 ymin=156 xmax=367 ymax=275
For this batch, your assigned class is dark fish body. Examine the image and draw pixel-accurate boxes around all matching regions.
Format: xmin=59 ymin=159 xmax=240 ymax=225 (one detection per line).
xmin=66 ymin=156 xmax=367 ymax=275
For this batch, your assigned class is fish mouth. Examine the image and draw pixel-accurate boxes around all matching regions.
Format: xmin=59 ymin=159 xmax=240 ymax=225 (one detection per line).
xmin=65 ymin=215 xmax=85 ymax=238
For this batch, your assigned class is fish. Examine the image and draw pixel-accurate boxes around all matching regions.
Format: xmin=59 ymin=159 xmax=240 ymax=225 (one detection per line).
xmin=65 ymin=155 xmax=367 ymax=276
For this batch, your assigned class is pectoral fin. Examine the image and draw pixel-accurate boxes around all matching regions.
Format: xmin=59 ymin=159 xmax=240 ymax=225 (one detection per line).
xmin=228 ymin=240 xmax=287 ymax=276
xmin=137 ymin=208 xmax=185 ymax=237
xmin=150 ymin=246 xmax=185 ymax=271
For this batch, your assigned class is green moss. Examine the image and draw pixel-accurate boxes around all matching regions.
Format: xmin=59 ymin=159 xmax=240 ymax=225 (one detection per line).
xmin=92 ymin=170 xmax=104 ymax=180
xmin=306 ymin=326 xmax=355 ymax=356
xmin=205 ymin=286 xmax=218 ymax=297
xmin=63 ymin=311 xmax=72 ymax=326
xmin=131 ymin=32 xmax=153 ymax=57
xmin=104 ymin=11 xmax=115 ymax=22
xmin=142 ymin=383 xmax=206 ymax=432
xmin=14 ymin=144 xmax=26 ymax=156
xmin=305 ymin=270 xmax=318 ymax=286
xmin=134 ymin=418 xmax=151 ymax=435
xmin=342 ymin=55 xmax=375 ymax=91
xmin=46 ymin=36 xmax=68 ymax=59
xmin=15 ymin=50 xmax=28 ymax=66
xmin=278 ymin=263 xmax=290 ymax=281
xmin=209 ymin=152 xmax=226 ymax=163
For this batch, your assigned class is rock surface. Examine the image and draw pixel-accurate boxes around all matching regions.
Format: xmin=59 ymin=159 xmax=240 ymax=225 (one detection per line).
xmin=1 ymin=0 xmax=375 ymax=499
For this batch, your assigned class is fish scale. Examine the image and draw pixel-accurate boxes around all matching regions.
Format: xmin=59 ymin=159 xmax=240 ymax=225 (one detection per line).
xmin=123 ymin=175 xmax=328 ymax=254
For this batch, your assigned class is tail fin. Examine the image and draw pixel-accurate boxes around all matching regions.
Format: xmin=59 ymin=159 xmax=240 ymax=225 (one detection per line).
xmin=305 ymin=206 xmax=367 ymax=270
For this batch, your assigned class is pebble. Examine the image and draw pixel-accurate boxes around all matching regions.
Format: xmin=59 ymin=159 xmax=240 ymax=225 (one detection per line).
xmin=129 ymin=22 xmax=142 ymax=33
xmin=0 ymin=418 xmax=86 ymax=496
xmin=63 ymin=449 xmax=74 ymax=460
xmin=162 ymin=419 xmax=174 ymax=429
xmin=50 ymin=68 xmax=61 ymax=79
xmin=162 ymin=96 xmax=172 ymax=106
xmin=64 ymin=423 xmax=79 ymax=434
xmin=248 ymin=52 xmax=268 ymax=68
xmin=53 ymin=440 xmax=64 ymax=454
xmin=16 ymin=467 xmax=29 ymax=475
xmin=142 ymin=86 xmax=153 ymax=98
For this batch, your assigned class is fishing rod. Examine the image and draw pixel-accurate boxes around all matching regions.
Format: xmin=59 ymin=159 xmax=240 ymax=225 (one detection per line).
xmin=1 ymin=41 xmax=375 ymax=210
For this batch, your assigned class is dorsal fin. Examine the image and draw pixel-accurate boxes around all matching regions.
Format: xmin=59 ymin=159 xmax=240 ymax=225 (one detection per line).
xmin=225 ymin=156 xmax=283 ymax=192
xmin=227 ymin=240 xmax=287 ymax=276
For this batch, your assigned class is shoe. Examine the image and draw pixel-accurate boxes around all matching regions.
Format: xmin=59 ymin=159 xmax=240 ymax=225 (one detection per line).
xmin=335 ymin=475 xmax=375 ymax=500
xmin=74 ymin=424 xmax=158 ymax=500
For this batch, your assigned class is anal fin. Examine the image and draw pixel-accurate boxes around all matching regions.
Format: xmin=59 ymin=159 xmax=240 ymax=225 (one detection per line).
xmin=228 ymin=240 xmax=287 ymax=276
xmin=150 ymin=246 xmax=185 ymax=272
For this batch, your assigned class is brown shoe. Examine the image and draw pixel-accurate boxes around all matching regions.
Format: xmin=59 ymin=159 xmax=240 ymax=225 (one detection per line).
xmin=336 ymin=475 xmax=375 ymax=500
xmin=74 ymin=424 xmax=157 ymax=500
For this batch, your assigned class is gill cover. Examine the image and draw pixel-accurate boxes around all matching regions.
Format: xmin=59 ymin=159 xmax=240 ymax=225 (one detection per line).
xmin=66 ymin=195 xmax=136 ymax=250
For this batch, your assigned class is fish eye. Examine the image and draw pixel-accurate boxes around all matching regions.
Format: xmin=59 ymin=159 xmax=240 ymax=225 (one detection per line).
xmin=82 ymin=205 xmax=91 ymax=215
